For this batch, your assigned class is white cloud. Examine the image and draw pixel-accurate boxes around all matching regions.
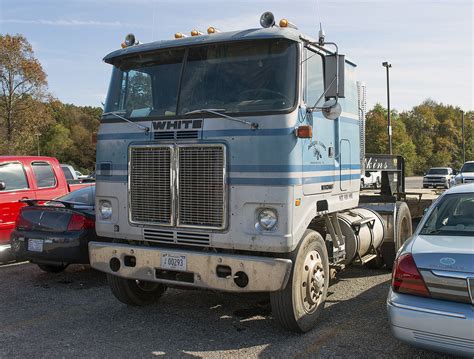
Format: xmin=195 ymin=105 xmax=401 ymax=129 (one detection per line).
xmin=0 ymin=18 xmax=150 ymax=28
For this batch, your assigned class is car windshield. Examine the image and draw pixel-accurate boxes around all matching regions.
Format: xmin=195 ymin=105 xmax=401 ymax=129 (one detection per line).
xmin=58 ymin=186 xmax=95 ymax=206
xmin=420 ymin=193 xmax=474 ymax=236
xmin=427 ymin=168 xmax=449 ymax=175
xmin=103 ymin=39 xmax=297 ymax=119
xmin=461 ymin=163 xmax=474 ymax=172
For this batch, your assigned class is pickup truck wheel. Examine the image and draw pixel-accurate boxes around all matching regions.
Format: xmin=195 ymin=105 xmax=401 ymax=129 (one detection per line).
xmin=383 ymin=202 xmax=412 ymax=270
xmin=375 ymin=177 xmax=381 ymax=189
xmin=37 ymin=264 xmax=68 ymax=273
xmin=107 ymin=274 xmax=166 ymax=306
xmin=270 ymin=229 xmax=329 ymax=333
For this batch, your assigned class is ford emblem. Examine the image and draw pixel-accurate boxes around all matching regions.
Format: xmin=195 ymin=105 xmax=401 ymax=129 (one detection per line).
xmin=440 ymin=257 xmax=456 ymax=266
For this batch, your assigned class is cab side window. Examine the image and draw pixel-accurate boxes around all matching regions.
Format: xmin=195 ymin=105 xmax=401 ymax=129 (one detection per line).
xmin=305 ymin=50 xmax=324 ymax=106
xmin=32 ymin=162 xmax=56 ymax=188
xmin=0 ymin=162 xmax=29 ymax=191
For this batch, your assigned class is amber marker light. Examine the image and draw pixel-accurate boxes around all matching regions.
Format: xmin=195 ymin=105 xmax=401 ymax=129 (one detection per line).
xmin=174 ymin=32 xmax=187 ymax=39
xmin=295 ymin=125 xmax=313 ymax=138
xmin=207 ymin=27 xmax=220 ymax=34
xmin=279 ymin=19 xmax=298 ymax=29
xmin=295 ymin=199 xmax=301 ymax=206
xmin=191 ymin=30 xmax=203 ymax=36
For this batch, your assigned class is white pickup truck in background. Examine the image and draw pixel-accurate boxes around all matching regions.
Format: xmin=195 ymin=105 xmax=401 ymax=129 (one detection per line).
xmin=361 ymin=171 xmax=381 ymax=189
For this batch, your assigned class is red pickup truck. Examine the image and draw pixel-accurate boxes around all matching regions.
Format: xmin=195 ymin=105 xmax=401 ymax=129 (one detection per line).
xmin=0 ymin=156 xmax=92 ymax=258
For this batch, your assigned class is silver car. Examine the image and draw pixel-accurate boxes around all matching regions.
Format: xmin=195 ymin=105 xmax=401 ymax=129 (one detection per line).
xmin=387 ymin=183 xmax=474 ymax=356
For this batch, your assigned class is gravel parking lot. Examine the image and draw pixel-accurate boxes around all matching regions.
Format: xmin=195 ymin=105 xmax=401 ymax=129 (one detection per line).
xmin=0 ymin=262 xmax=455 ymax=358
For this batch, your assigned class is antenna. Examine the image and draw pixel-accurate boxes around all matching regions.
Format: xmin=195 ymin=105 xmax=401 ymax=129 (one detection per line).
xmin=318 ymin=23 xmax=325 ymax=46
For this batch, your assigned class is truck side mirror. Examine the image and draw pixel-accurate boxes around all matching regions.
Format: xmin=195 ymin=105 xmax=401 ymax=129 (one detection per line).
xmin=0 ymin=181 xmax=6 ymax=191
xmin=324 ymin=54 xmax=345 ymax=99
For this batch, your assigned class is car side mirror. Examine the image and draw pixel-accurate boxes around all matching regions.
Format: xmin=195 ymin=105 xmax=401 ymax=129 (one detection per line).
xmin=0 ymin=181 xmax=6 ymax=191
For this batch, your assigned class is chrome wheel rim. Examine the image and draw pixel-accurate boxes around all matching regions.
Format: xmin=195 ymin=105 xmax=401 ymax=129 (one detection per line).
xmin=301 ymin=250 xmax=325 ymax=313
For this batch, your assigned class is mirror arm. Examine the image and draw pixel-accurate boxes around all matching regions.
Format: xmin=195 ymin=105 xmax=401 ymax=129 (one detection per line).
xmin=307 ymin=76 xmax=337 ymax=112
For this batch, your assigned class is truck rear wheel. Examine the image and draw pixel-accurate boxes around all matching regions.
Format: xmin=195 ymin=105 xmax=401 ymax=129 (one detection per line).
xmin=270 ymin=229 xmax=329 ymax=333
xmin=382 ymin=202 xmax=412 ymax=270
xmin=107 ymin=274 xmax=167 ymax=306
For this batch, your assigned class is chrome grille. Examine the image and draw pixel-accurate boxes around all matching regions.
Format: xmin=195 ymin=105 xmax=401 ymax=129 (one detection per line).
xmin=143 ymin=228 xmax=210 ymax=246
xmin=178 ymin=145 xmax=225 ymax=229
xmin=129 ymin=146 xmax=172 ymax=225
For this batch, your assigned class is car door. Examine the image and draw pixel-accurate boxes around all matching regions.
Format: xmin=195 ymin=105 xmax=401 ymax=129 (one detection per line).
xmin=0 ymin=161 xmax=36 ymax=244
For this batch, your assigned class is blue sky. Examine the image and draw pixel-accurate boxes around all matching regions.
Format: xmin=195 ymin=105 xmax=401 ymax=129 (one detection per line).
xmin=1 ymin=0 xmax=472 ymax=111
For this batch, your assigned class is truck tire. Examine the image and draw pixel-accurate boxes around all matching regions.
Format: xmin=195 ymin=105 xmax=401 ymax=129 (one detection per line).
xmin=107 ymin=274 xmax=167 ymax=306
xmin=37 ymin=264 xmax=68 ymax=273
xmin=270 ymin=229 xmax=329 ymax=333
xmin=383 ymin=202 xmax=412 ymax=270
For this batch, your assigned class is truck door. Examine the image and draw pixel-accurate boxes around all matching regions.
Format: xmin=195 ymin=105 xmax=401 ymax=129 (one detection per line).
xmin=302 ymin=48 xmax=336 ymax=196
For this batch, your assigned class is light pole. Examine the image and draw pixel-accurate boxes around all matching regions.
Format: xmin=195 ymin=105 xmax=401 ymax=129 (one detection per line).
xmin=461 ymin=110 xmax=465 ymax=164
xmin=36 ymin=133 xmax=40 ymax=156
xmin=382 ymin=61 xmax=392 ymax=155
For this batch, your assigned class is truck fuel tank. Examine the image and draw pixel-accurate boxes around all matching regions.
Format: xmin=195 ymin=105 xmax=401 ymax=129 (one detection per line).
xmin=337 ymin=208 xmax=385 ymax=264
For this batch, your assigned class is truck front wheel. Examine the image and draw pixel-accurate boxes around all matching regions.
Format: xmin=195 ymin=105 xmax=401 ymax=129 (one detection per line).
xmin=107 ymin=274 xmax=167 ymax=306
xmin=270 ymin=230 xmax=329 ymax=333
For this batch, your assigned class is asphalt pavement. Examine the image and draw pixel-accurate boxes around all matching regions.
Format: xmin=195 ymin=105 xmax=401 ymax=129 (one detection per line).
xmin=0 ymin=262 xmax=455 ymax=358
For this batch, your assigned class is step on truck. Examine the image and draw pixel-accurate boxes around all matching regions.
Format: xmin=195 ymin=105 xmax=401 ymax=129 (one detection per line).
xmin=90 ymin=12 xmax=413 ymax=332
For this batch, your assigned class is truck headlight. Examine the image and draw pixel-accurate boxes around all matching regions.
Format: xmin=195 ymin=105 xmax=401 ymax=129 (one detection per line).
xmin=99 ymin=200 xmax=113 ymax=219
xmin=256 ymin=208 xmax=278 ymax=231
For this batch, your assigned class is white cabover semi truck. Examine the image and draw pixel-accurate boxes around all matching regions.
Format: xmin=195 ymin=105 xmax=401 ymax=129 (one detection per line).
xmin=90 ymin=12 xmax=412 ymax=332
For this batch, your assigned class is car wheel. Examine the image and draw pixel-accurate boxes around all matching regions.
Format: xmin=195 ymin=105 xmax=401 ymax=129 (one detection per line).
xmin=270 ymin=229 xmax=329 ymax=333
xmin=107 ymin=274 xmax=167 ymax=306
xmin=383 ymin=202 xmax=412 ymax=270
xmin=37 ymin=264 xmax=68 ymax=273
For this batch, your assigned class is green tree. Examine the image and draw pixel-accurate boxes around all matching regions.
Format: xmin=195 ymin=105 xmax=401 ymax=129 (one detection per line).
xmin=0 ymin=34 xmax=48 ymax=151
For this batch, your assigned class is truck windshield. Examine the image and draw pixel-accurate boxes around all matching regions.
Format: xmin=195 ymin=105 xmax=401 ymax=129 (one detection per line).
xmin=461 ymin=163 xmax=474 ymax=172
xmin=103 ymin=39 xmax=297 ymax=119
xmin=427 ymin=168 xmax=449 ymax=175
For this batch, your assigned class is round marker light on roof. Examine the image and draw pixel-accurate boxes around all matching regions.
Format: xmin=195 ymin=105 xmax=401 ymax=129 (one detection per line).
xmin=260 ymin=11 xmax=275 ymax=28
xmin=174 ymin=32 xmax=187 ymax=39
xmin=207 ymin=26 xmax=220 ymax=34
xmin=191 ymin=30 xmax=203 ymax=36
xmin=279 ymin=18 xmax=298 ymax=29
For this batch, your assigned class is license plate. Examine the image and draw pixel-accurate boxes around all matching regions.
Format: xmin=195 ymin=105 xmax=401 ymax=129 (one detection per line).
xmin=161 ymin=252 xmax=187 ymax=271
xmin=28 ymin=239 xmax=43 ymax=252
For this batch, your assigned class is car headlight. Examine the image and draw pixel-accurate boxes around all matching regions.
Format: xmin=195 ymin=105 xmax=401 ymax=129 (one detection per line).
xmin=99 ymin=200 xmax=113 ymax=219
xmin=256 ymin=208 xmax=278 ymax=231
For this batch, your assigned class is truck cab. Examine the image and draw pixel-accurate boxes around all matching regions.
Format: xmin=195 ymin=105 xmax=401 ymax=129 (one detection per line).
xmin=90 ymin=13 xmax=410 ymax=332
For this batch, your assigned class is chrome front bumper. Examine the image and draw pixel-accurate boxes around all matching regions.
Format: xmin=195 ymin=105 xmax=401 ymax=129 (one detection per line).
xmin=89 ymin=242 xmax=292 ymax=292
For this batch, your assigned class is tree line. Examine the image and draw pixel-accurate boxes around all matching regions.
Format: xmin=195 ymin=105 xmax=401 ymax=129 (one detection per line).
xmin=1 ymin=34 xmax=472 ymax=175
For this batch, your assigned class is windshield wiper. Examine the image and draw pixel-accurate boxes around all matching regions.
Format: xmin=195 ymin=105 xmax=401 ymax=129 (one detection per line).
xmin=185 ymin=109 xmax=258 ymax=130
xmin=102 ymin=111 xmax=150 ymax=133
